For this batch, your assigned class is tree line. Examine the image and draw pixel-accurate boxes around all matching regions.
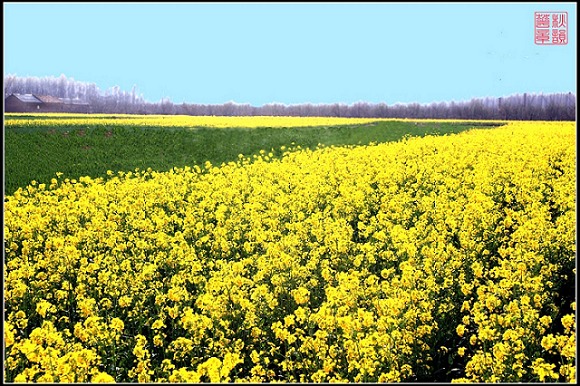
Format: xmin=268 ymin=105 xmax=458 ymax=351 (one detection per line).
xmin=4 ymin=74 xmax=576 ymax=120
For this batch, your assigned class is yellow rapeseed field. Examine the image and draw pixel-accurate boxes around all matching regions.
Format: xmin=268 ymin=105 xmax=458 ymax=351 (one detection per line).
xmin=3 ymin=120 xmax=575 ymax=382
xmin=3 ymin=112 xmax=506 ymax=129
xmin=4 ymin=114 xmax=393 ymax=129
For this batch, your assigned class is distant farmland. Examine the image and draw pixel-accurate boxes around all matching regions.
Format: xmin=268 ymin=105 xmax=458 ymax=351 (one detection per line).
xmin=3 ymin=114 xmax=499 ymax=195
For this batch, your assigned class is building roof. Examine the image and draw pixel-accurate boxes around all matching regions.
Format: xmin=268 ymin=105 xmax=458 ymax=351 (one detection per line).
xmin=35 ymin=95 xmax=63 ymax=104
xmin=10 ymin=93 xmax=42 ymax=103
xmin=7 ymin=93 xmax=89 ymax=106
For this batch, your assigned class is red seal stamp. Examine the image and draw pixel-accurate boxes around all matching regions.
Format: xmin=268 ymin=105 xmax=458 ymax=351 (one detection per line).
xmin=535 ymin=11 xmax=568 ymax=45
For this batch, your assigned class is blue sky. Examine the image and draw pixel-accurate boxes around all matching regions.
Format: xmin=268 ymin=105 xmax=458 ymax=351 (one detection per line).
xmin=3 ymin=2 xmax=577 ymax=105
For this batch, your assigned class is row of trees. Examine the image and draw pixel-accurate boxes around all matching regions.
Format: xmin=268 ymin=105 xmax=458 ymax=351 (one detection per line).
xmin=174 ymin=93 xmax=576 ymax=121
xmin=4 ymin=74 xmax=147 ymax=114
xmin=4 ymin=74 xmax=576 ymax=120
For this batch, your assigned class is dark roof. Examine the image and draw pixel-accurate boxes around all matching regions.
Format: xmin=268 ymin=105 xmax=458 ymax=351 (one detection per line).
xmin=35 ymin=95 xmax=63 ymax=104
xmin=10 ymin=93 xmax=42 ymax=103
xmin=7 ymin=93 xmax=89 ymax=106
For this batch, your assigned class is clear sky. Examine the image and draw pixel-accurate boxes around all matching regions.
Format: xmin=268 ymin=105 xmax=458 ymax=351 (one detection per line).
xmin=3 ymin=2 xmax=577 ymax=106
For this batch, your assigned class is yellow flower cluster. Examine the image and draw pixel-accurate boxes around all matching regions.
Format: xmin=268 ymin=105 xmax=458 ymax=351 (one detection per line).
xmin=3 ymin=120 xmax=575 ymax=382
xmin=3 ymin=320 xmax=107 ymax=382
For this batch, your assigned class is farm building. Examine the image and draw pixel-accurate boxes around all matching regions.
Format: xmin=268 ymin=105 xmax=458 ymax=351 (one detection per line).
xmin=5 ymin=94 xmax=43 ymax=112
xmin=60 ymin=97 xmax=91 ymax=113
xmin=4 ymin=93 xmax=90 ymax=113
